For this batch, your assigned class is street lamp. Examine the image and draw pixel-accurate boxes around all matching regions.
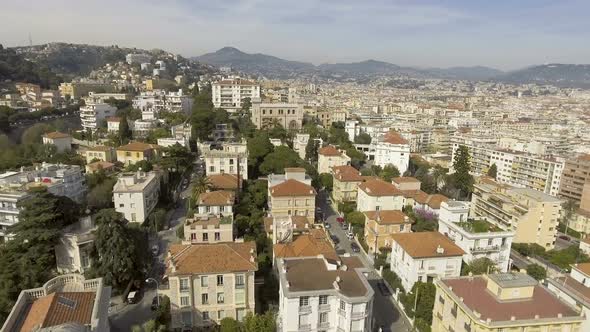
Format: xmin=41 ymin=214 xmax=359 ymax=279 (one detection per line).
xmin=145 ymin=278 xmax=160 ymax=307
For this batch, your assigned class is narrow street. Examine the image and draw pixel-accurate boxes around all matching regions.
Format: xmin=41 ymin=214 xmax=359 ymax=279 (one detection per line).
xmin=317 ymin=190 xmax=411 ymax=332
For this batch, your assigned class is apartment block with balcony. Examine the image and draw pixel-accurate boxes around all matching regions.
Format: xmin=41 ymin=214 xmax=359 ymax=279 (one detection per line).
xmin=85 ymin=145 xmax=117 ymax=163
xmin=1 ymin=274 xmax=111 ymax=332
xmin=55 ymin=216 xmax=97 ymax=274
xmin=133 ymin=89 xmax=193 ymax=114
xmin=196 ymin=190 xmax=235 ymax=219
xmin=276 ymin=255 xmax=374 ymax=332
xmin=355 ymin=131 xmax=410 ymax=175
xmin=547 ymin=263 xmax=590 ymax=332
xmin=268 ymin=168 xmax=316 ymax=221
xmin=163 ymin=242 xmax=258 ymax=329
xmin=250 ymin=100 xmax=304 ymax=130
xmin=200 ymin=140 xmax=249 ymax=180
xmin=363 ymin=210 xmax=412 ymax=256
xmin=0 ymin=189 xmax=30 ymax=243
xmin=113 ymin=171 xmax=160 ymax=223
xmin=390 ymin=232 xmax=465 ymax=291
xmin=356 ymin=178 xmax=404 ymax=212
xmin=332 ymin=165 xmax=363 ymax=203
xmin=79 ymin=102 xmax=117 ymax=130
xmin=471 ymin=178 xmax=562 ymax=250
xmin=183 ymin=215 xmax=233 ymax=245
xmin=438 ymin=201 xmax=514 ymax=272
xmin=318 ymin=145 xmax=351 ymax=175
xmin=559 ymin=154 xmax=590 ymax=204
xmin=433 ymin=273 xmax=584 ymax=332
xmin=212 ymin=78 xmax=260 ymax=112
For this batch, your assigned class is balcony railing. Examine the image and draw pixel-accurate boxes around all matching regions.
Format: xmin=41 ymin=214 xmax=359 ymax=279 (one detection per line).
xmin=338 ymin=308 xmax=347 ymax=316
xmin=318 ymin=321 xmax=330 ymax=329
xmin=298 ymin=324 xmax=311 ymax=331
xmin=351 ymin=311 xmax=367 ymax=320
xmin=299 ymin=305 xmax=312 ymax=314
xmin=318 ymin=304 xmax=331 ymax=312
xmin=471 ymin=245 xmax=501 ymax=253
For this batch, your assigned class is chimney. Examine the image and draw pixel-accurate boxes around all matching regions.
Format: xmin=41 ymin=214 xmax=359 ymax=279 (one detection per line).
xmin=510 ymin=316 xmax=516 ymax=321
xmin=333 ymin=276 xmax=341 ymax=290
xmin=436 ymin=245 xmax=445 ymax=254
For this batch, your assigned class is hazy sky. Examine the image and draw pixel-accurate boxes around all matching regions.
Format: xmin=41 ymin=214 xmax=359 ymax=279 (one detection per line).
xmin=2 ymin=0 xmax=589 ymax=70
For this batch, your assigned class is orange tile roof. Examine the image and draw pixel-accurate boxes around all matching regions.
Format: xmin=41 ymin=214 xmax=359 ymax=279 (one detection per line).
xmin=197 ymin=190 xmax=235 ymax=206
xmin=391 ymin=232 xmax=465 ymax=258
xmin=358 ymin=178 xmax=402 ymax=197
xmin=20 ymin=292 xmax=96 ymax=332
xmin=284 ymin=167 xmax=306 ymax=173
xmin=414 ymin=192 xmax=449 ymax=209
xmin=332 ymin=165 xmax=363 ymax=182
xmin=86 ymin=161 xmax=115 ymax=171
xmin=318 ymin=145 xmax=342 ymax=157
xmin=274 ymin=231 xmax=338 ymax=263
xmin=43 ymin=131 xmax=70 ymax=139
xmin=86 ymin=145 xmax=113 ymax=152
xmin=383 ymin=131 xmax=408 ymax=145
xmin=270 ymin=179 xmax=316 ymax=197
xmin=168 ymin=242 xmax=257 ymax=275
xmin=264 ymin=216 xmax=312 ymax=233
xmin=364 ymin=210 xmax=410 ymax=225
xmin=117 ymin=142 xmax=160 ymax=152
xmin=392 ymin=177 xmax=420 ymax=184
xmin=207 ymin=173 xmax=240 ymax=190
xmin=106 ymin=117 xmax=121 ymax=122
xmin=573 ymin=263 xmax=590 ymax=277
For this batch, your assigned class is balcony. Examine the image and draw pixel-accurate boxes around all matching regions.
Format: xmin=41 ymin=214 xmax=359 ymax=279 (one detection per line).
xmin=318 ymin=304 xmax=331 ymax=312
xmin=318 ymin=321 xmax=330 ymax=329
xmin=471 ymin=245 xmax=501 ymax=253
xmin=298 ymin=324 xmax=311 ymax=331
xmin=338 ymin=308 xmax=347 ymax=316
xmin=299 ymin=305 xmax=312 ymax=314
xmin=351 ymin=311 xmax=367 ymax=320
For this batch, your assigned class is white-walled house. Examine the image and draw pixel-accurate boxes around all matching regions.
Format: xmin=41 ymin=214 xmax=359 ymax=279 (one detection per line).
xmin=370 ymin=131 xmax=411 ymax=174
xmin=317 ymin=145 xmax=351 ymax=174
xmin=357 ymin=178 xmax=404 ymax=212
xmin=42 ymin=132 xmax=72 ymax=153
xmin=438 ymin=201 xmax=514 ymax=272
xmin=276 ymin=255 xmax=374 ymax=332
xmin=113 ymin=171 xmax=160 ymax=223
xmin=55 ymin=215 xmax=96 ymax=274
xmin=390 ymin=232 xmax=465 ymax=291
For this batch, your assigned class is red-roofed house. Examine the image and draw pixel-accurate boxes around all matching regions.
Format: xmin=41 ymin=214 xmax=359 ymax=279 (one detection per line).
xmin=317 ymin=145 xmax=351 ymax=174
xmin=357 ymin=178 xmax=404 ymax=212
xmin=373 ymin=131 xmax=410 ymax=174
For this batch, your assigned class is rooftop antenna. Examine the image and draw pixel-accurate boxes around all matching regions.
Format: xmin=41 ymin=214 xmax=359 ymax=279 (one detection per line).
xmin=28 ymin=32 xmax=32 ymax=46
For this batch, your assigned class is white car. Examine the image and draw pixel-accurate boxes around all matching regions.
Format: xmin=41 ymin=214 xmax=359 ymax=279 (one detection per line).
xmin=347 ymin=231 xmax=354 ymax=240
xmin=151 ymin=244 xmax=159 ymax=256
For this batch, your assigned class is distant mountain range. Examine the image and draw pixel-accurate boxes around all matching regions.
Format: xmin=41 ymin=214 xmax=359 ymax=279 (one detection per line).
xmin=195 ymin=47 xmax=590 ymax=87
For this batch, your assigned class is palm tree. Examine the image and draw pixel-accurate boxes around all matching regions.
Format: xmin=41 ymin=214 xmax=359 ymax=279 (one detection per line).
xmin=191 ymin=176 xmax=211 ymax=202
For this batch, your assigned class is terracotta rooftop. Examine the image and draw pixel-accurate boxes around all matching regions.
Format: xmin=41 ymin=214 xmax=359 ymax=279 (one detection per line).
xmin=19 ymin=292 xmax=96 ymax=332
xmin=43 ymin=131 xmax=71 ymax=139
xmin=391 ymin=232 xmax=465 ymax=258
xmin=274 ymin=231 xmax=338 ymax=263
xmin=207 ymin=173 xmax=240 ymax=190
xmin=572 ymin=263 xmax=590 ymax=277
xmin=282 ymin=257 xmax=371 ymax=298
xmin=284 ymin=167 xmax=306 ymax=173
xmin=318 ymin=145 xmax=342 ymax=157
xmin=117 ymin=142 xmax=160 ymax=152
xmin=382 ymin=131 xmax=408 ymax=145
xmin=86 ymin=161 xmax=115 ymax=171
xmin=364 ymin=210 xmax=410 ymax=225
xmin=197 ymin=190 xmax=235 ymax=206
xmin=415 ymin=193 xmax=449 ymax=209
xmin=358 ymin=178 xmax=402 ymax=197
xmin=264 ymin=216 xmax=312 ymax=233
xmin=441 ymin=276 xmax=581 ymax=322
xmin=270 ymin=179 xmax=316 ymax=197
xmin=167 ymin=242 xmax=257 ymax=275
xmin=332 ymin=165 xmax=363 ymax=182
xmin=392 ymin=177 xmax=420 ymax=184
xmin=86 ymin=145 xmax=113 ymax=152
xmin=106 ymin=116 xmax=121 ymax=122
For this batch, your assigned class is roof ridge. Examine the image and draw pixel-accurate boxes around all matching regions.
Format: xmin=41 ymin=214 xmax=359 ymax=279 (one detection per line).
xmin=225 ymin=242 xmax=257 ymax=270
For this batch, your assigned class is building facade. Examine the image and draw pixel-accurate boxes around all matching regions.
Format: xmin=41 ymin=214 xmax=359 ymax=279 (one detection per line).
xmin=332 ymin=165 xmax=363 ymax=203
xmin=559 ymin=154 xmax=590 ymax=204
xmin=356 ymin=178 xmax=404 ymax=212
xmin=79 ymin=102 xmax=117 ymax=130
xmin=183 ymin=215 xmax=234 ymax=244
xmin=200 ymin=141 xmax=249 ymax=180
xmin=364 ymin=210 xmax=412 ymax=256
xmin=113 ymin=171 xmax=160 ymax=223
xmin=212 ymin=78 xmax=261 ymax=112
xmin=318 ymin=145 xmax=351 ymax=175
xmin=250 ymin=100 xmax=304 ymax=130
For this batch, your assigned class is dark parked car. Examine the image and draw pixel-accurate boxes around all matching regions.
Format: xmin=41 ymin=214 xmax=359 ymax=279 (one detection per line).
xmin=336 ymin=217 xmax=344 ymax=224
xmin=331 ymin=235 xmax=340 ymax=245
xmin=559 ymin=235 xmax=571 ymax=241
xmin=350 ymin=242 xmax=360 ymax=253
xmin=341 ymin=222 xmax=349 ymax=230
xmin=377 ymin=281 xmax=391 ymax=296
xmin=151 ymin=295 xmax=163 ymax=310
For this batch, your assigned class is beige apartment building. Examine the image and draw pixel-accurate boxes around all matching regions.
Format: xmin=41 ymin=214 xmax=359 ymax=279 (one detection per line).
xmin=471 ymin=178 xmax=562 ymax=249
xmin=363 ymin=210 xmax=412 ymax=255
xmin=183 ymin=215 xmax=233 ymax=244
xmin=200 ymin=141 xmax=249 ymax=180
xmin=85 ymin=145 xmax=116 ymax=163
xmin=560 ymin=154 xmax=590 ymax=204
xmin=317 ymin=145 xmax=351 ymax=174
xmin=164 ymin=242 xmax=258 ymax=329
xmin=433 ymin=273 xmax=584 ymax=332
xmin=250 ymin=100 xmax=303 ymax=130
xmin=332 ymin=165 xmax=364 ymax=203
xmin=268 ymin=168 xmax=316 ymax=221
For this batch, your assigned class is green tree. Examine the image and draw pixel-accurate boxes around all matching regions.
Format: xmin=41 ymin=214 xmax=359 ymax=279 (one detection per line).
xmin=155 ymin=295 xmax=171 ymax=327
xmin=191 ymin=176 xmax=211 ymax=203
xmin=159 ymin=143 xmax=192 ymax=172
xmin=86 ymin=177 xmax=117 ymax=210
xmin=118 ymin=116 xmax=132 ymax=145
xmin=451 ymin=145 xmax=474 ymax=198
xmin=487 ymin=163 xmax=498 ymax=179
xmin=400 ymin=282 xmax=436 ymax=328
xmin=247 ymin=132 xmax=274 ymax=176
xmin=21 ymin=123 xmax=55 ymax=144
xmin=87 ymin=209 xmax=149 ymax=290
xmin=526 ymin=263 xmax=547 ymax=281
xmin=243 ymin=311 xmax=276 ymax=332
xmin=379 ymin=165 xmax=400 ymax=182
xmin=463 ymin=257 xmax=497 ymax=275
xmin=346 ymin=211 xmax=366 ymax=236
xmin=241 ymin=97 xmax=252 ymax=113
xmin=259 ymin=146 xmax=301 ymax=175
xmin=319 ymin=173 xmax=333 ymax=191
xmin=220 ymin=317 xmax=241 ymax=332
xmin=354 ymin=132 xmax=371 ymax=144
xmin=305 ymin=139 xmax=320 ymax=162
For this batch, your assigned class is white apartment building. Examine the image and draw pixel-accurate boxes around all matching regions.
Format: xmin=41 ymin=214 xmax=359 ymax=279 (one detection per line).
xmin=158 ymin=137 xmax=190 ymax=150
xmin=293 ymin=133 xmax=310 ymax=160
xmin=547 ymin=263 xmax=590 ymax=332
xmin=451 ymin=143 xmax=564 ymax=197
xmin=80 ymin=102 xmax=117 ymax=130
xmin=55 ymin=215 xmax=96 ymax=274
xmin=113 ymin=171 xmax=160 ymax=223
xmin=164 ymin=242 xmax=258 ymax=329
xmin=133 ymin=89 xmax=193 ymax=114
xmin=390 ymin=232 xmax=465 ymax=291
xmin=276 ymin=256 xmax=374 ymax=332
xmin=212 ymin=78 xmax=261 ymax=112
xmin=250 ymin=100 xmax=304 ymax=130
xmin=357 ymin=178 xmax=404 ymax=212
xmin=438 ymin=201 xmax=514 ymax=272
xmin=318 ymin=145 xmax=351 ymax=174
xmin=42 ymin=131 xmax=72 ymax=153
xmin=0 ymin=189 xmax=30 ymax=243
xmin=200 ymin=141 xmax=249 ymax=180
xmin=183 ymin=215 xmax=234 ymax=245
xmin=355 ymin=131 xmax=410 ymax=175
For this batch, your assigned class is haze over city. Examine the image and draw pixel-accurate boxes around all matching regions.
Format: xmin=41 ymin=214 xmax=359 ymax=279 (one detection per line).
xmin=2 ymin=0 xmax=590 ymax=69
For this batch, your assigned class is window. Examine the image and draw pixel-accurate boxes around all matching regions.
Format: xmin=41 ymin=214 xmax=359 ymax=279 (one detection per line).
xmin=236 ymin=308 xmax=246 ymax=321
xmin=215 ymin=232 xmax=221 ymax=241
xmin=202 ymin=311 xmax=209 ymax=320
xmin=340 ymin=300 xmax=346 ymax=311
xmin=203 ymin=233 xmax=209 ymax=242
xmin=209 ymin=166 xmax=215 ymax=172
xmin=179 ymin=278 xmax=189 ymax=292
xmin=319 ymin=312 xmax=328 ymax=323
xmin=217 ymin=275 xmax=224 ymax=286
xmin=180 ymin=296 xmax=189 ymax=306
xmin=131 ymin=213 xmax=136 ymax=222
xmin=218 ymin=310 xmax=225 ymax=320
xmin=191 ymin=233 xmax=196 ymax=240
xmin=119 ymin=204 xmax=124 ymax=208
xmin=202 ymin=293 xmax=209 ymax=304
xmin=236 ymin=275 xmax=245 ymax=287
xmin=217 ymin=292 xmax=225 ymax=304
xmin=299 ymin=314 xmax=309 ymax=327
xmin=319 ymin=295 xmax=328 ymax=305
xmin=299 ymin=296 xmax=309 ymax=307
xmin=400 ymin=224 xmax=405 ymax=232
xmin=201 ymin=276 xmax=208 ymax=287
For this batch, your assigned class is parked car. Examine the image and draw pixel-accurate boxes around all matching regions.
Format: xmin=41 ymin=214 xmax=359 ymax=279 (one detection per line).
xmin=341 ymin=222 xmax=349 ymax=230
xmin=127 ymin=291 xmax=140 ymax=304
xmin=336 ymin=217 xmax=344 ymax=224
xmin=559 ymin=235 xmax=571 ymax=241
xmin=151 ymin=244 xmax=159 ymax=256
xmin=347 ymin=231 xmax=354 ymax=240
xmin=331 ymin=235 xmax=340 ymax=245
xmin=377 ymin=281 xmax=391 ymax=296
xmin=324 ymin=222 xmax=331 ymax=229
xmin=350 ymin=242 xmax=360 ymax=253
